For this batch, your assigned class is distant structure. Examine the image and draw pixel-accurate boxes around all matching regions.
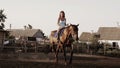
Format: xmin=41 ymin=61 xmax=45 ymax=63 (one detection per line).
xmin=79 ymin=32 xmax=92 ymax=43
xmin=98 ymin=27 xmax=120 ymax=48
xmin=0 ymin=29 xmax=8 ymax=46
xmin=79 ymin=26 xmax=120 ymax=48
xmin=79 ymin=32 xmax=100 ymax=44
xmin=7 ymin=29 xmax=45 ymax=41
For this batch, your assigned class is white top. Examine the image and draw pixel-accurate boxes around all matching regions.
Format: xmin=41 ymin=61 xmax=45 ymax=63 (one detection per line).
xmin=59 ymin=20 xmax=66 ymax=28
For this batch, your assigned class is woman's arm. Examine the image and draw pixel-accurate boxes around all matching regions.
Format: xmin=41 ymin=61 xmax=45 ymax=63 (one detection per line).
xmin=57 ymin=18 xmax=60 ymax=26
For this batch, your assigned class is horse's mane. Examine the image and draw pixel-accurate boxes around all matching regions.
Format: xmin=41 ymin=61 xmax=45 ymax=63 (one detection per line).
xmin=65 ymin=24 xmax=78 ymax=31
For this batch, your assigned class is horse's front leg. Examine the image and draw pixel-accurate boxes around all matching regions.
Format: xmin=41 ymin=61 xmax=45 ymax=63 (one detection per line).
xmin=69 ymin=44 xmax=73 ymax=64
xmin=63 ymin=45 xmax=67 ymax=65
xmin=55 ymin=45 xmax=59 ymax=63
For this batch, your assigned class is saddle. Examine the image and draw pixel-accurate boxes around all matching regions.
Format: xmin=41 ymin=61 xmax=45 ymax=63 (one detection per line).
xmin=54 ymin=28 xmax=65 ymax=38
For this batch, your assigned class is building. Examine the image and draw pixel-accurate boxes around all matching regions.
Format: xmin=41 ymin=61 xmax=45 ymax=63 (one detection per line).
xmin=79 ymin=32 xmax=92 ymax=43
xmin=7 ymin=29 xmax=45 ymax=41
xmin=98 ymin=27 xmax=120 ymax=48
xmin=80 ymin=32 xmax=100 ymax=43
xmin=0 ymin=29 xmax=8 ymax=46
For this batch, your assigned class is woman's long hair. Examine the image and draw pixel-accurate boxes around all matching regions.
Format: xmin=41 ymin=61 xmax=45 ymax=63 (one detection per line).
xmin=58 ymin=11 xmax=65 ymax=20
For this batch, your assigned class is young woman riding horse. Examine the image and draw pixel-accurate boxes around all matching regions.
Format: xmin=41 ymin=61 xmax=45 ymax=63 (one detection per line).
xmin=50 ymin=11 xmax=79 ymax=65
xmin=50 ymin=24 xmax=79 ymax=65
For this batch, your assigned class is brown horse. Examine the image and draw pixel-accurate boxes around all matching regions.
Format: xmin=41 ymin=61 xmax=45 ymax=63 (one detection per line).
xmin=50 ymin=24 xmax=79 ymax=65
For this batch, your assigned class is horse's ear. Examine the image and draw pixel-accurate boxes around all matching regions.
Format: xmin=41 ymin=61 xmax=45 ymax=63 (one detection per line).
xmin=77 ymin=24 xmax=79 ymax=26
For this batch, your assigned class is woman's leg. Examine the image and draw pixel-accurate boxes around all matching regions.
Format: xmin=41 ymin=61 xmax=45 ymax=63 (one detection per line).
xmin=57 ymin=30 xmax=60 ymax=40
xmin=57 ymin=28 xmax=61 ymax=42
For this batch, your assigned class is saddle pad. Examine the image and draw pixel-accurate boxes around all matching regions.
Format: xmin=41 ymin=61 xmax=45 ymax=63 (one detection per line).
xmin=53 ymin=28 xmax=65 ymax=37
xmin=59 ymin=29 xmax=64 ymax=36
xmin=54 ymin=32 xmax=58 ymax=37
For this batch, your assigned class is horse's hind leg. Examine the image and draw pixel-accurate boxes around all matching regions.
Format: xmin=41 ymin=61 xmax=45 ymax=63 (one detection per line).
xmin=63 ymin=45 xmax=67 ymax=65
xmin=69 ymin=44 xmax=73 ymax=64
xmin=55 ymin=45 xmax=60 ymax=63
xmin=52 ymin=44 xmax=56 ymax=52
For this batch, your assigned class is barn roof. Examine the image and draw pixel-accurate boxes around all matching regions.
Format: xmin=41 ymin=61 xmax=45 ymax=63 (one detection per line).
xmin=98 ymin=27 xmax=120 ymax=40
xmin=79 ymin=32 xmax=92 ymax=42
xmin=7 ymin=29 xmax=44 ymax=38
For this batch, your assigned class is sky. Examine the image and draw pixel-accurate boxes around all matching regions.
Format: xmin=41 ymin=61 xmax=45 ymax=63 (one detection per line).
xmin=0 ymin=0 xmax=120 ymax=36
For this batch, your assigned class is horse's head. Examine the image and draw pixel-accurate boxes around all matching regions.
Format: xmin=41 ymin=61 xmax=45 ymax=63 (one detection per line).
xmin=68 ymin=24 xmax=79 ymax=41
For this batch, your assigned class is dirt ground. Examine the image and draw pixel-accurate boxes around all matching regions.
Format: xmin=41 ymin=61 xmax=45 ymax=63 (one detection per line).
xmin=0 ymin=53 xmax=120 ymax=68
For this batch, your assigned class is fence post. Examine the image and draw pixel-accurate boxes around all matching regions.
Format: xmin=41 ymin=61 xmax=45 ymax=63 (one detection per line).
xmin=35 ymin=42 xmax=37 ymax=53
xmin=24 ymin=41 xmax=27 ymax=53
xmin=103 ymin=44 xmax=106 ymax=55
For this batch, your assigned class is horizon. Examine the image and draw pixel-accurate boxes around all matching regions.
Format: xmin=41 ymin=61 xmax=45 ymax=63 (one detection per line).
xmin=0 ymin=0 xmax=120 ymax=36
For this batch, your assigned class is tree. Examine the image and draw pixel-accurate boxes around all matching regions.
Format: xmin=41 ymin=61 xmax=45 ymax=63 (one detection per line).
xmin=0 ymin=9 xmax=7 ymax=29
xmin=28 ymin=24 xmax=32 ymax=29
xmin=24 ymin=25 xmax=27 ymax=29
xmin=89 ymin=33 xmax=100 ymax=54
